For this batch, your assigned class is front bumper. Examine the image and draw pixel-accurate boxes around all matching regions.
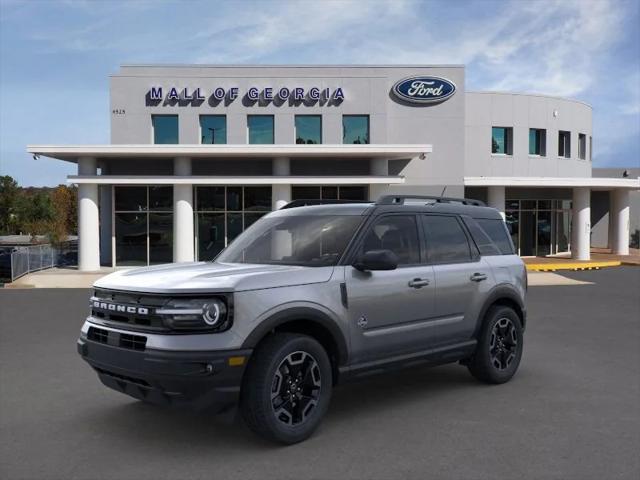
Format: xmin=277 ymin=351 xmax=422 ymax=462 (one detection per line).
xmin=77 ymin=333 xmax=252 ymax=412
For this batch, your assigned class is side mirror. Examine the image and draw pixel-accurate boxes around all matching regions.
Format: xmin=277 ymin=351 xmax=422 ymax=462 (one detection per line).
xmin=353 ymin=249 xmax=398 ymax=271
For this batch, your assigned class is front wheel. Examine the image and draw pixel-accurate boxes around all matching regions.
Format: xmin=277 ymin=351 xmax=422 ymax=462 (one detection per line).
xmin=240 ymin=333 xmax=332 ymax=444
xmin=468 ymin=306 xmax=523 ymax=384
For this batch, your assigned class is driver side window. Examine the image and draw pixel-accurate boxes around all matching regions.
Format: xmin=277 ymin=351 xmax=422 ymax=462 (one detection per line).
xmin=360 ymin=215 xmax=420 ymax=265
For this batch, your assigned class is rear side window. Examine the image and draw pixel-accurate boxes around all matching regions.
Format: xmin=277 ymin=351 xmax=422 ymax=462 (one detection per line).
xmin=422 ymin=215 xmax=472 ymax=264
xmin=476 ymin=218 xmax=514 ymax=255
xmin=463 ymin=218 xmax=501 ymax=256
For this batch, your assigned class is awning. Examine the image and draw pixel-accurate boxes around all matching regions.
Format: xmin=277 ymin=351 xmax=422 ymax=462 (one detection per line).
xmin=28 ymin=144 xmax=432 ymax=163
xmin=67 ymin=175 xmax=406 ymax=185
xmin=464 ymin=176 xmax=640 ymax=190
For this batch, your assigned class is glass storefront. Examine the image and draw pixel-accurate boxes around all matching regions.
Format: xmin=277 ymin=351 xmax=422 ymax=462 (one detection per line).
xmin=194 ymin=186 xmax=271 ymax=261
xmin=291 ymin=185 xmax=368 ymax=201
xmin=114 ymin=186 xmax=173 ymax=266
xmin=505 ymin=199 xmax=572 ymax=256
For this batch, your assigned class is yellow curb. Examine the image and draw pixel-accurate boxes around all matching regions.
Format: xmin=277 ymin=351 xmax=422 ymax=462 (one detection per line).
xmin=526 ymin=261 xmax=621 ymax=272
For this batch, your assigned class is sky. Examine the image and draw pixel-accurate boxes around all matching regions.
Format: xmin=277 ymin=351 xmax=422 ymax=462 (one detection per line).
xmin=0 ymin=0 xmax=639 ymax=187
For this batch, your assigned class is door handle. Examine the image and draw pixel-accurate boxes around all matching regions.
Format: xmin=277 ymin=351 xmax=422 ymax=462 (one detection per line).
xmin=408 ymin=278 xmax=430 ymax=288
xmin=470 ymin=273 xmax=488 ymax=282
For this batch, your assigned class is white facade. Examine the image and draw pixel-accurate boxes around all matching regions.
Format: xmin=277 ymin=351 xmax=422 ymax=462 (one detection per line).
xmin=27 ymin=65 xmax=639 ymax=270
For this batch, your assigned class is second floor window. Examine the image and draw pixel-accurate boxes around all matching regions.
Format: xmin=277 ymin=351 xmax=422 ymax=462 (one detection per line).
xmin=492 ymin=127 xmax=513 ymax=155
xmin=295 ymin=115 xmax=322 ymax=144
xmin=152 ymin=115 xmax=178 ymax=144
xmin=558 ymin=131 xmax=571 ymax=158
xmin=200 ymin=115 xmax=227 ymax=144
xmin=529 ymin=128 xmax=546 ymax=156
xmin=248 ymin=115 xmax=274 ymax=144
xmin=578 ymin=133 xmax=586 ymax=160
xmin=343 ymin=115 xmax=369 ymax=144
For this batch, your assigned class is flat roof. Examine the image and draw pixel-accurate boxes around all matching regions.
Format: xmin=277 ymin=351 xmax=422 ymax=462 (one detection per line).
xmin=27 ymin=144 xmax=432 ymax=163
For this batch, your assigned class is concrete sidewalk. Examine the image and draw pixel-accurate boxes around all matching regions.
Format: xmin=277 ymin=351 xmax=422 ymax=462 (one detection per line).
xmin=4 ymin=266 xmax=592 ymax=289
xmin=4 ymin=267 xmax=114 ymax=289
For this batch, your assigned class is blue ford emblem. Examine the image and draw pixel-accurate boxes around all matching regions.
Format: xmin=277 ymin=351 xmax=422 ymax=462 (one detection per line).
xmin=392 ymin=76 xmax=456 ymax=104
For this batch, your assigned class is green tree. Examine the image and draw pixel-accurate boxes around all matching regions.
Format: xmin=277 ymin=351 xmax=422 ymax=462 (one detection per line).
xmin=0 ymin=175 xmax=19 ymax=234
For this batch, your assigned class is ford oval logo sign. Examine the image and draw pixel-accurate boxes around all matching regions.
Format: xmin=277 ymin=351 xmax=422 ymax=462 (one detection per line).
xmin=392 ymin=76 xmax=456 ymax=104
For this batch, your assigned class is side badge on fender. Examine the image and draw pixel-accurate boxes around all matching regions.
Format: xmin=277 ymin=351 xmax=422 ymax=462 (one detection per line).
xmin=357 ymin=315 xmax=368 ymax=329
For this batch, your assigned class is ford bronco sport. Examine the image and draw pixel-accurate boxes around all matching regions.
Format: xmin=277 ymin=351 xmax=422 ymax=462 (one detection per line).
xmin=78 ymin=195 xmax=527 ymax=444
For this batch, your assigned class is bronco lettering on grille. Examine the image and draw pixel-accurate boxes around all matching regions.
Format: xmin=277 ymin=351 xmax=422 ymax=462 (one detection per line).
xmin=92 ymin=300 xmax=149 ymax=315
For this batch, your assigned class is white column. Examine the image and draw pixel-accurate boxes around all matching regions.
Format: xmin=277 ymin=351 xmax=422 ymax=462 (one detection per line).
xmin=611 ymin=189 xmax=630 ymax=255
xmin=369 ymin=158 xmax=388 ymax=201
xmin=173 ymin=157 xmax=194 ymax=262
xmin=487 ymin=186 xmax=506 ymax=220
xmin=571 ymin=187 xmax=591 ymax=260
xmin=272 ymin=157 xmax=291 ymax=210
xmin=78 ymin=157 xmax=100 ymax=271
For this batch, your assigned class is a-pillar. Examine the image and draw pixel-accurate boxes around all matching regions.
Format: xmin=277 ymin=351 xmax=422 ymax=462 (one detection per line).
xmin=369 ymin=158 xmax=388 ymax=201
xmin=173 ymin=157 xmax=194 ymax=262
xmin=272 ymin=157 xmax=291 ymax=210
xmin=487 ymin=186 xmax=506 ymax=220
xmin=571 ymin=187 xmax=591 ymax=260
xmin=610 ymin=189 xmax=630 ymax=255
xmin=78 ymin=157 xmax=100 ymax=271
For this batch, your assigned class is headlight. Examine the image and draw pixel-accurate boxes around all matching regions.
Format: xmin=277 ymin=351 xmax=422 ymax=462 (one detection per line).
xmin=156 ymin=297 xmax=230 ymax=332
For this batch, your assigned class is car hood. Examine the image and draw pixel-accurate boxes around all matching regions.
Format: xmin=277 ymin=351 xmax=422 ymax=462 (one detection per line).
xmin=93 ymin=262 xmax=335 ymax=294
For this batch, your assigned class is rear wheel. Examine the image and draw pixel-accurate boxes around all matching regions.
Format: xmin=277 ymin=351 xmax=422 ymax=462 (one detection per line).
xmin=468 ymin=306 xmax=523 ymax=384
xmin=240 ymin=333 xmax=332 ymax=444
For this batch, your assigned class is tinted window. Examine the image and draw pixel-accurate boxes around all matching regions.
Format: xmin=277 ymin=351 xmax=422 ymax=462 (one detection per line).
xmin=360 ymin=215 xmax=420 ymax=265
xmin=343 ymin=115 xmax=369 ymax=144
xmin=295 ymin=115 xmax=322 ymax=144
xmin=422 ymin=215 xmax=472 ymax=264
xmin=477 ymin=218 xmax=514 ymax=255
xmin=200 ymin=115 xmax=227 ymax=144
xmin=152 ymin=115 xmax=178 ymax=144
xmin=248 ymin=115 xmax=274 ymax=144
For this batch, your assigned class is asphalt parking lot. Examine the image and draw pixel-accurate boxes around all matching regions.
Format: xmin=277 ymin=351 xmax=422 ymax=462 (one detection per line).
xmin=1 ymin=267 xmax=639 ymax=480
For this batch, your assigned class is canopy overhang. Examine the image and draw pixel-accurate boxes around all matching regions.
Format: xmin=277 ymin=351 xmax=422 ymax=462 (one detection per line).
xmin=67 ymin=175 xmax=405 ymax=185
xmin=464 ymin=176 xmax=640 ymax=191
xmin=27 ymin=144 xmax=432 ymax=163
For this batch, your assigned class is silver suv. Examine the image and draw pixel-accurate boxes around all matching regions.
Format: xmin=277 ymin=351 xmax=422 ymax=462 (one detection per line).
xmin=78 ymin=195 xmax=527 ymax=444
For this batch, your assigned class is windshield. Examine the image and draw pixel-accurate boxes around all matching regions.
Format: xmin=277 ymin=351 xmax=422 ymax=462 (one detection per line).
xmin=216 ymin=214 xmax=363 ymax=267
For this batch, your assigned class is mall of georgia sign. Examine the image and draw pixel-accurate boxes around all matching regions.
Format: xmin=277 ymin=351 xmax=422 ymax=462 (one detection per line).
xmin=391 ymin=76 xmax=456 ymax=104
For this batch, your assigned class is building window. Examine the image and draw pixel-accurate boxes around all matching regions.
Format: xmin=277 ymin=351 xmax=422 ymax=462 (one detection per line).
xmin=589 ymin=136 xmax=593 ymax=161
xmin=343 ymin=115 xmax=369 ymax=144
xmin=291 ymin=185 xmax=368 ymax=202
xmin=558 ymin=131 xmax=571 ymax=158
xmin=248 ymin=115 xmax=274 ymax=144
xmin=200 ymin=115 xmax=227 ymax=144
xmin=491 ymin=127 xmax=513 ymax=155
xmin=194 ymin=186 xmax=271 ymax=261
xmin=528 ymin=128 xmax=546 ymax=156
xmin=152 ymin=115 xmax=179 ymax=144
xmin=114 ymin=186 xmax=173 ymax=266
xmin=295 ymin=115 xmax=322 ymax=144
xmin=578 ymin=133 xmax=587 ymax=160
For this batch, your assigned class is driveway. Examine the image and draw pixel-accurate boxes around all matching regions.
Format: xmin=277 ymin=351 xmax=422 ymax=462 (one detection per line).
xmin=1 ymin=267 xmax=639 ymax=480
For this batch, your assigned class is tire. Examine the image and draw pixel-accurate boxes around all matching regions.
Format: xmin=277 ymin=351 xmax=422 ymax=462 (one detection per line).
xmin=240 ymin=333 xmax=332 ymax=444
xmin=467 ymin=306 xmax=523 ymax=384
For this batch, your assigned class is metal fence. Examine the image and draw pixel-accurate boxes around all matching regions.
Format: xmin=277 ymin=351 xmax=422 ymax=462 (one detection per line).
xmin=1 ymin=242 xmax=78 ymax=283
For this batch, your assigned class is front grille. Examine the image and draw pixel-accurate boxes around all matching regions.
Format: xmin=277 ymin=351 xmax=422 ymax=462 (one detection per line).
xmin=87 ymin=326 xmax=108 ymax=344
xmin=90 ymin=289 xmax=169 ymax=331
xmin=120 ymin=333 xmax=147 ymax=351
xmin=87 ymin=326 xmax=147 ymax=351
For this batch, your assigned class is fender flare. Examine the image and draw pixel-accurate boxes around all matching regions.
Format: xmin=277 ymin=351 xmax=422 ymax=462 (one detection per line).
xmin=475 ymin=284 xmax=526 ymax=335
xmin=241 ymin=307 xmax=349 ymax=365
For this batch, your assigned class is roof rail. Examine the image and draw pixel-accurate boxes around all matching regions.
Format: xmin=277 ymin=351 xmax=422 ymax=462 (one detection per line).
xmin=280 ymin=199 xmax=372 ymax=209
xmin=376 ymin=195 xmax=486 ymax=207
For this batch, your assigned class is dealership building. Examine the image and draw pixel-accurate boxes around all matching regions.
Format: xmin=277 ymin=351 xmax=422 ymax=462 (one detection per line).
xmin=28 ymin=65 xmax=639 ymax=271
